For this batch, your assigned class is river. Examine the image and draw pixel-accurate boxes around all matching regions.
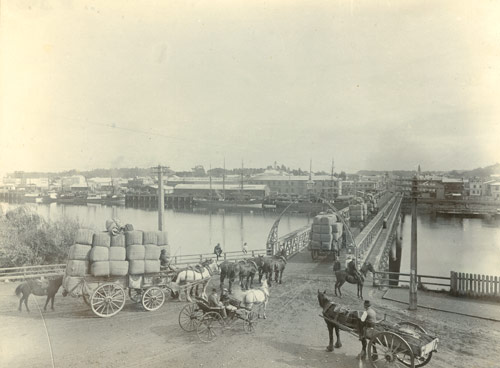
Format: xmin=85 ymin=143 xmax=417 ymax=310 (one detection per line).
xmin=0 ymin=202 xmax=311 ymax=256
xmin=399 ymin=213 xmax=500 ymax=277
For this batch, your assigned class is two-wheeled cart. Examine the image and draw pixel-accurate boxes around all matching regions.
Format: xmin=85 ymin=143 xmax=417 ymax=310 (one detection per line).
xmin=179 ymin=297 xmax=258 ymax=343
xmin=320 ymin=314 xmax=439 ymax=368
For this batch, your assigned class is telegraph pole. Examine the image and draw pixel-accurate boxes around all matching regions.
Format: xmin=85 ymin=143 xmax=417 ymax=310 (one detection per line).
xmin=409 ymin=175 xmax=418 ymax=310
xmin=152 ymin=165 xmax=168 ymax=231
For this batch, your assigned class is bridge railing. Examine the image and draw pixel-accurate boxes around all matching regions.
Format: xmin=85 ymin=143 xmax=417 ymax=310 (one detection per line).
xmin=169 ymin=249 xmax=267 ymax=265
xmin=355 ymin=195 xmax=400 ymax=263
xmin=277 ymin=225 xmax=311 ymax=259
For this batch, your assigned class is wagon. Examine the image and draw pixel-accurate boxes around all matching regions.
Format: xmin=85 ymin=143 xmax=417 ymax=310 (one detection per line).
xmin=179 ymin=297 xmax=258 ymax=343
xmin=64 ymin=269 xmax=211 ymax=318
xmin=321 ymin=314 xmax=439 ymax=368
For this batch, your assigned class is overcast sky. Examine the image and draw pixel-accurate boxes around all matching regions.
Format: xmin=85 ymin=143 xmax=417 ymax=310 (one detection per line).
xmin=1 ymin=0 xmax=499 ymax=174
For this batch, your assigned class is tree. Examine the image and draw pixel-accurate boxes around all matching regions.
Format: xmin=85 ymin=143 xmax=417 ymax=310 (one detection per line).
xmin=339 ymin=171 xmax=347 ymax=180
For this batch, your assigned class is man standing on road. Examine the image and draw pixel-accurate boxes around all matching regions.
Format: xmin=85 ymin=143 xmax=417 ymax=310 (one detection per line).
xmin=358 ymin=300 xmax=377 ymax=359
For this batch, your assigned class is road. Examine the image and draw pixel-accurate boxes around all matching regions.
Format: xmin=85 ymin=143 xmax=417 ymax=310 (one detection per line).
xmin=1 ymin=251 xmax=499 ymax=368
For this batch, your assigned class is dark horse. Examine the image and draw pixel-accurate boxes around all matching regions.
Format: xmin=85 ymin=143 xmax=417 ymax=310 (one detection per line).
xmin=271 ymin=256 xmax=287 ymax=284
xmin=15 ymin=275 xmax=64 ymax=312
xmin=317 ymin=290 xmax=361 ymax=352
xmin=333 ymin=261 xmax=376 ymax=299
xmin=219 ymin=260 xmax=241 ymax=293
xmin=238 ymin=260 xmax=259 ymax=290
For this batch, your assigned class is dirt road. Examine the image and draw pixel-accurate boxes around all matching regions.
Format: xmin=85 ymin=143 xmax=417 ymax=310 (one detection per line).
xmin=1 ymin=252 xmax=499 ymax=368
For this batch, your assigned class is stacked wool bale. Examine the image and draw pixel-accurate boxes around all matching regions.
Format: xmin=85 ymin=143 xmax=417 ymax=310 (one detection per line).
xmin=349 ymin=204 xmax=365 ymax=222
xmin=143 ymin=231 xmax=161 ymax=274
xmin=310 ymin=213 xmax=343 ymax=251
xmin=125 ymin=230 xmax=169 ymax=275
xmin=89 ymin=231 xmax=129 ymax=277
xmin=63 ymin=229 xmax=94 ymax=294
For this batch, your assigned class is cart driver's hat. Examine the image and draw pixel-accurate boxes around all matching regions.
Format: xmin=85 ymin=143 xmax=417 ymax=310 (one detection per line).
xmin=364 ymin=300 xmax=371 ymax=308
xmin=211 ymin=287 xmax=217 ymax=292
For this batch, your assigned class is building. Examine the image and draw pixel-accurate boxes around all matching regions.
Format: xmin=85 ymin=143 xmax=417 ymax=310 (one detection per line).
xmin=468 ymin=177 xmax=483 ymax=197
xmin=485 ymin=181 xmax=500 ymax=200
xmin=247 ymin=173 xmax=341 ymax=198
xmin=172 ymin=184 xmax=270 ymax=199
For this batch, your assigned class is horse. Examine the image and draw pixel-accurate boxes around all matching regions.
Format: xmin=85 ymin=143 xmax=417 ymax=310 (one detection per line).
xmin=254 ymin=255 xmax=286 ymax=286
xmin=317 ymin=290 xmax=364 ymax=353
xmin=170 ymin=258 xmax=219 ymax=302
xmin=333 ymin=261 xmax=376 ymax=299
xmin=238 ymin=260 xmax=259 ymax=290
xmin=271 ymin=256 xmax=287 ymax=284
xmin=15 ymin=275 xmax=64 ymax=312
xmin=219 ymin=260 xmax=241 ymax=293
xmin=242 ymin=279 xmax=269 ymax=319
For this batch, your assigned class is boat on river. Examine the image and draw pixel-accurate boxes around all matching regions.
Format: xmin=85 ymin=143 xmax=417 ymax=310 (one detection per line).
xmin=193 ymin=198 xmax=263 ymax=209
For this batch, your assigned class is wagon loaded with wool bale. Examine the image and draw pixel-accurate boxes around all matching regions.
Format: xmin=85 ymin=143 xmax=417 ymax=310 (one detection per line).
xmin=309 ymin=213 xmax=344 ymax=260
xmin=63 ymin=226 xmax=175 ymax=317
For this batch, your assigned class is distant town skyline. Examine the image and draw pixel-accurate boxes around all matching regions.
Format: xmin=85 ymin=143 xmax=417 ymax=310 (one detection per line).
xmin=2 ymin=1 xmax=500 ymax=175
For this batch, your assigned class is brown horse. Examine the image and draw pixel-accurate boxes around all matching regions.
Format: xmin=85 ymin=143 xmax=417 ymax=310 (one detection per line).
xmin=238 ymin=260 xmax=259 ymax=290
xmin=271 ymin=256 xmax=287 ymax=284
xmin=219 ymin=260 xmax=241 ymax=293
xmin=333 ymin=261 xmax=376 ymax=299
xmin=15 ymin=276 xmax=64 ymax=312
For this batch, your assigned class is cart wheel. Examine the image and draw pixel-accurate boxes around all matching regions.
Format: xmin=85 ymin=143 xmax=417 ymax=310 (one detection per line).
xmin=368 ymin=331 xmax=414 ymax=368
xmin=141 ymin=286 xmax=165 ymax=311
xmin=395 ymin=322 xmax=432 ymax=367
xmin=197 ymin=312 xmax=225 ymax=343
xmin=128 ymin=288 xmax=142 ymax=303
xmin=90 ymin=283 xmax=126 ymax=318
xmin=243 ymin=311 xmax=258 ymax=334
xmin=179 ymin=303 xmax=203 ymax=332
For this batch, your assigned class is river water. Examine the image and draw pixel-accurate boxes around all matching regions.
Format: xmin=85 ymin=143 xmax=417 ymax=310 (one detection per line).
xmin=0 ymin=202 xmax=311 ymax=256
xmin=399 ymin=213 xmax=500 ymax=278
xmin=2 ymin=202 xmax=499 ymax=277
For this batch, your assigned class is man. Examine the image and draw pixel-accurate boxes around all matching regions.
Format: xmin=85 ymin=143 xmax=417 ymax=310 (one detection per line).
xmin=347 ymin=258 xmax=362 ymax=282
xmin=220 ymin=288 xmax=240 ymax=318
xmin=242 ymin=242 xmax=248 ymax=254
xmin=358 ymin=300 xmax=377 ymax=359
xmin=207 ymin=287 xmax=227 ymax=318
xmin=214 ymin=243 xmax=222 ymax=261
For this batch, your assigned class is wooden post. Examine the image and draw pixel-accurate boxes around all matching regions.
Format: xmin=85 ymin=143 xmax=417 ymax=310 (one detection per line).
xmin=450 ymin=271 xmax=457 ymax=295
xmin=495 ymin=276 xmax=498 ymax=296
xmin=409 ymin=176 xmax=418 ymax=310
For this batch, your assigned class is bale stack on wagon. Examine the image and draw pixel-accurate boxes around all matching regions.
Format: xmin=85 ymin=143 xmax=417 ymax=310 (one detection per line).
xmin=349 ymin=204 xmax=366 ymax=222
xmin=310 ymin=213 xmax=343 ymax=259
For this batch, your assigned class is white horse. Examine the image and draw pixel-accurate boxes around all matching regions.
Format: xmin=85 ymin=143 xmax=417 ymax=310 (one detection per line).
xmin=242 ymin=279 xmax=269 ymax=319
xmin=170 ymin=259 xmax=219 ymax=302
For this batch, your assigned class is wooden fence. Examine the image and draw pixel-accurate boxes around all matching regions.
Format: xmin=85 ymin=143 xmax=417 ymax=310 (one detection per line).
xmin=450 ymin=271 xmax=500 ymax=298
xmin=373 ymin=270 xmax=450 ymax=291
xmin=0 ymin=264 xmax=66 ymax=281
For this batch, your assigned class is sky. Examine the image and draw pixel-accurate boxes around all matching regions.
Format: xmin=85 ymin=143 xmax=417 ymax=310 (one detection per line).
xmin=1 ymin=0 xmax=500 ymax=175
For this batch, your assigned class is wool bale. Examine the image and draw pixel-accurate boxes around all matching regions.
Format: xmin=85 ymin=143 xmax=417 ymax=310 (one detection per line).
xmin=143 ymin=231 xmax=158 ymax=245
xmin=331 ymin=223 xmax=343 ymax=233
xmin=109 ymin=261 xmax=129 ymax=276
xmin=319 ymin=225 xmax=332 ymax=233
xmin=332 ymin=232 xmax=342 ymax=241
xmin=125 ymin=231 xmax=143 ymax=246
xmin=109 ymin=247 xmax=126 ymax=261
xmin=157 ymin=231 xmax=169 ymax=246
xmin=145 ymin=260 xmax=160 ymax=274
xmin=92 ymin=232 xmax=111 ymax=247
xmin=66 ymin=260 xmax=89 ymax=277
xmin=68 ymin=244 xmax=91 ymax=260
xmin=312 ymin=225 xmax=321 ymax=233
xmin=129 ymin=260 xmax=145 ymax=275
xmin=159 ymin=245 xmax=170 ymax=256
xmin=321 ymin=241 xmax=332 ymax=250
xmin=313 ymin=216 xmax=323 ymax=224
xmin=312 ymin=233 xmax=322 ymax=242
xmin=319 ymin=216 xmax=334 ymax=225
xmin=144 ymin=244 xmax=161 ymax=260
xmin=110 ymin=234 xmax=126 ymax=247
xmin=127 ymin=245 xmax=145 ymax=260
xmin=91 ymin=261 xmax=110 ymax=277
xmin=129 ymin=275 xmax=143 ymax=289
xmin=90 ymin=246 xmax=109 ymax=262
xmin=63 ymin=275 xmax=83 ymax=297
xmin=75 ymin=229 xmax=94 ymax=245
xmin=310 ymin=240 xmax=321 ymax=249
xmin=320 ymin=233 xmax=333 ymax=242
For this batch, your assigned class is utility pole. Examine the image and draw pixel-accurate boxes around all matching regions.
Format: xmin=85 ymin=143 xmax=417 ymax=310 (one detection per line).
xmin=409 ymin=175 xmax=418 ymax=310
xmin=152 ymin=165 xmax=168 ymax=231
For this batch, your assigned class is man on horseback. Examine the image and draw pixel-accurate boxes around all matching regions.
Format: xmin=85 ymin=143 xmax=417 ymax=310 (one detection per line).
xmin=347 ymin=258 xmax=363 ymax=283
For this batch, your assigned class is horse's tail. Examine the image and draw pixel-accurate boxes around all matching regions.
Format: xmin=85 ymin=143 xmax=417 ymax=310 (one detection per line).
xmin=15 ymin=283 xmax=24 ymax=297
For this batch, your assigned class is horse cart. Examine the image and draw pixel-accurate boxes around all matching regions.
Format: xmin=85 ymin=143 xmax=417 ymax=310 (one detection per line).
xmin=64 ymin=263 xmax=215 ymax=318
xmin=178 ymin=297 xmax=258 ymax=343
xmin=321 ymin=312 xmax=439 ymax=368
